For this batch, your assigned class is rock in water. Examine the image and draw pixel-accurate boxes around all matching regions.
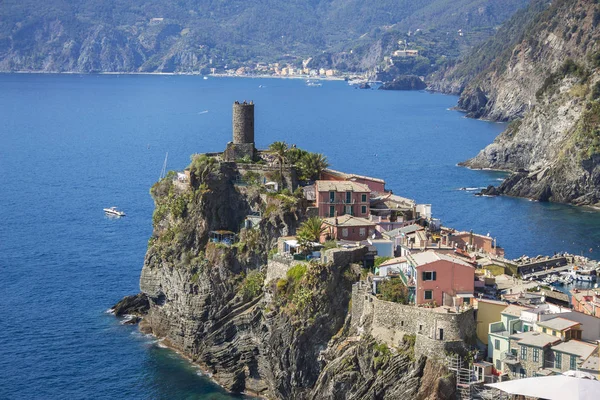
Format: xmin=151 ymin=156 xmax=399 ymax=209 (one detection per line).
xmin=478 ymin=185 xmax=501 ymax=196
xmin=112 ymin=293 xmax=149 ymax=317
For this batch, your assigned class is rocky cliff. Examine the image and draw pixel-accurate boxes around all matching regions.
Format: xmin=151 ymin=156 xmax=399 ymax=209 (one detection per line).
xmin=126 ymin=157 xmax=456 ymax=399
xmin=438 ymin=0 xmax=600 ymax=206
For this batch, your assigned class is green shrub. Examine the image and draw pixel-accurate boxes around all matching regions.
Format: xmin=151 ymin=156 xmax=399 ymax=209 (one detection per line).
xmin=379 ymin=278 xmax=409 ymax=304
xmin=240 ymin=270 xmax=265 ymax=300
xmin=287 ymin=264 xmax=307 ymax=282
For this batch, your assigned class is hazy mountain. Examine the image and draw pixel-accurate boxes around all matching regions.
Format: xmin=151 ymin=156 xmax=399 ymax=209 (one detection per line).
xmin=0 ymin=0 xmax=528 ymax=73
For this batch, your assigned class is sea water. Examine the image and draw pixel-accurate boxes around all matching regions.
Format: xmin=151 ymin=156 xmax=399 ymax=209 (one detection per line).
xmin=1 ymin=74 xmax=600 ymax=399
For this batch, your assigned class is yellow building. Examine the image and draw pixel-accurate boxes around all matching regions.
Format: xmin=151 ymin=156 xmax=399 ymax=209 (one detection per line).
xmin=475 ymin=298 xmax=508 ymax=344
xmin=535 ymin=317 xmax=582 ymax=341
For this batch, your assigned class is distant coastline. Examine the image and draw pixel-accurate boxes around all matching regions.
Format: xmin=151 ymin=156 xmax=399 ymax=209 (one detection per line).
xmin=1 ymin=70 xmax=348 ymax=81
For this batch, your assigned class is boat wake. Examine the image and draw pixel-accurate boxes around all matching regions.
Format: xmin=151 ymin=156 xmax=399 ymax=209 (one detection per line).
xmin=198 ymin=110 xmax=209 ymax=114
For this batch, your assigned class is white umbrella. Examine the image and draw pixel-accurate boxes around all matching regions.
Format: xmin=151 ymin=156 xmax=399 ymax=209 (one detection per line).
xmin=563 ymin=370 xmax=598 ymax=380
xmin=485 ymin=375 xmax=600 ymax=400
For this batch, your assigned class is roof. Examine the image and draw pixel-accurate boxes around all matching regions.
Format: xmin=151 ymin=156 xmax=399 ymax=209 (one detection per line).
xmin=315 ymin=180 xmax=370 ymax=193
xmin=551 ymin=341 xmax=597 ymax=359
xmin=537 ymin=317 xmax=581 ymax=331
xmin=323 ymin=168 xmax=385 ymax=184
xmin=510 ymin=331 xmax=560 ymax=348
xmin=580 ymin=353 xmax=599 ymax=373
xmin=408 ymin=250 xmax=474 ymax=269
xmin=379 ymin=257 xmax=407 ymax=267
xmin=383 ymin=224 xmax=424 ymax=238
xmin=501 ymin=304 xmax=531 ymax=317
xmin=323 ymin=214 xmax=376 ymax=228
xmin=477 ymin=298 xmax=509 ymax=307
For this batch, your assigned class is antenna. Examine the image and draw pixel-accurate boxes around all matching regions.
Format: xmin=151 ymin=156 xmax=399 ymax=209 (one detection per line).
xmin=160 ymin=152 xmax=168 ymax=180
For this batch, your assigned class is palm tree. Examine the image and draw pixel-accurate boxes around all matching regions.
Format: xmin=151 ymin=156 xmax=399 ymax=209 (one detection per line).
xmin=297 ymin=216 xmax=326 ymax=253
xmin=299 ymin=152 xmax=329 ymax=181
xmin=268 ymin=141 xmax=288 ymax=185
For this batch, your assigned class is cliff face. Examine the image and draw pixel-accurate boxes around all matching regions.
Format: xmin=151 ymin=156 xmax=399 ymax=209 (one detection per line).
xmin=135 ymin=159 xmax=455 ymax=399
xmin=446 ymin=0 xmax=600 ymax=206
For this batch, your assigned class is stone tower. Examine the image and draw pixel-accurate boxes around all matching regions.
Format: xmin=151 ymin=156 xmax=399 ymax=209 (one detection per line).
xmin=224 ymin=101 xmax=257 ymax=162
xmin=232 ymin=101 xmax=254 ymax=144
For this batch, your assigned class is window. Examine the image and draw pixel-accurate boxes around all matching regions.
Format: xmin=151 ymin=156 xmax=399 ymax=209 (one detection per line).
xmin=345 ymin=205 xmax=352 ymax=215
xmin=496 ymin=359 xmax=501 ymax=371
xmin=520 ymin=368 xmax=526 ymax=378
xmin=346 ymin=191 xmax=351 ymax=203
xmin=521 ymin=345 xmax=527 ymax=360
xmin=361 ymin=205 xmax=367 ymax=214
xmin=570 ymin=355 xmax=577 ymax=370
xmin=342 ymin=228 xmax=348 ymax=238
xmin=424 ymin=290 xmax=433 ymax=300
xmin=419 ymin=324 xmax=423 ymax=332
xmin=533 ymin=348 xmax=539 ymax=362
xmin=422 ymin=271 xmax=436 ymax=281
xmin=542 ymin=328 xmax=547 ymax=334
xmin=329 ymin=191 xmax=335 ymax=202
xmin=359 ymin=228 xmax=366 ymax=237
xmin=555 ymin=352 xmax=562 ymax=369
xmin=439 ymin=328 xmax=444 ymax=340
xmin=329 ymin=205 xmax=335 ymax=217
xmin=524 ymin=325 xmax=529 ymax=332
xmin=400 ymin=321 xmax=404 ymax=326
xmin=361 ymin=194 xmax=367 ymax=202
xmin=494 ymin=339 xmax=500 ymax=350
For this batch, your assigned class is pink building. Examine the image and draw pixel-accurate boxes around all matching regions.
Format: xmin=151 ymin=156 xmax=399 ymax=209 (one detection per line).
xmin=408 ymin=251 xmax=475 ymax=306
xmin=315 ymin=180 xmax=370 ymax=218
xmin=320 ymin=169 xmax=386 ymax=193
xmin=321 ymin=215 xmax=376 ymax=241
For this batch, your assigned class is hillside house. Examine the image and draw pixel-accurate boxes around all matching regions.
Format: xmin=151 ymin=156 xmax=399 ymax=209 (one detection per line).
xmin=321 ymin=215 xmax=375 ymax=241
xmin=407 ymin=250 xmax=475 ymax=306
xmin=315 ymin=180 xmax=370 ymax=218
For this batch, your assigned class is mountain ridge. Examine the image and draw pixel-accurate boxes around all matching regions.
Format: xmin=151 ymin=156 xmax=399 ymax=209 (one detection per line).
xmin=442 ymin=0 xmax=600 ymax=206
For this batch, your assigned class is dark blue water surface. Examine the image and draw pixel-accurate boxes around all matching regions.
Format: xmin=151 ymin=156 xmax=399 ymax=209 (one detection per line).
xmin=1 ymin=74 xmax=600 ymax=399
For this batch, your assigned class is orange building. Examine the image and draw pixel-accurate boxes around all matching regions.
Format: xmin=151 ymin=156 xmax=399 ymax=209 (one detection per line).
xmin=408 ymin=251 xmax=475 ymax=306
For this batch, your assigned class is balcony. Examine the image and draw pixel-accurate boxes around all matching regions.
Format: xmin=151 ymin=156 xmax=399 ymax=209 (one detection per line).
xmin=501 ymin=350 xmax=520 ymax=366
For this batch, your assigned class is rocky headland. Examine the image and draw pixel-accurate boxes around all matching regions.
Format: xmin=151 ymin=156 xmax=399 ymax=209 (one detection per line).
xmin=432 ymin=0 xmax=600 ymax=207
xmin=379 ymin=75 xmax=427 ymax=91
xmin=112 ymin=147 xmax=466 ymax=399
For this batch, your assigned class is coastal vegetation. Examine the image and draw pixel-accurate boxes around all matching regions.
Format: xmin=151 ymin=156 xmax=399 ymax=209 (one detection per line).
xmin=378 ymin=277 xmax=410 ymax=304
xmin=296 ymin=217 xmax=326 ymax=253
xmin=267 ymin=141 xmax=329 ymax=182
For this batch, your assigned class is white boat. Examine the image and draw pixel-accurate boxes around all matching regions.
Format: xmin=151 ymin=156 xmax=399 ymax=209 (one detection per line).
xmin=203 ymin=76 xmax=208 ymax=80
xmin=567 ymin=267 xmax=596 ymax=282
xmin=306 ymin=79 xmax=322 ymax=87
xmin=104 ymin=207 xmax=126 ymax=217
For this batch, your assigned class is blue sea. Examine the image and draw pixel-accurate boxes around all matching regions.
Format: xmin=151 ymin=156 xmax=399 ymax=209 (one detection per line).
xmin=1 ymin=74 xmax=600 ymax=399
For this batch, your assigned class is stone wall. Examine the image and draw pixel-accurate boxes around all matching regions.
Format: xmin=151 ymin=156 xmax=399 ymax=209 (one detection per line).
xmin=265 ymin=257 xmax=303 ymax=284
xmin=351 ymin=282 xmax=476 ymax=359
xmin=322 ymin=246 xmax=368 ymax=267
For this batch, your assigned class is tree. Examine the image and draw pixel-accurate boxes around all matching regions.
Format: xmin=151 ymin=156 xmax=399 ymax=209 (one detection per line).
xmin=298 ymin=152 xmax=329 ymax=181
xmin=297 ymin=216 xmax=326 ymax=252
xmin=268 ymin=141 xmax=289 ymax=185
xmin=189 ymin=154 xmax=220 ymax=184
xmin=379 ymin=278 xmax=409 ymax=304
